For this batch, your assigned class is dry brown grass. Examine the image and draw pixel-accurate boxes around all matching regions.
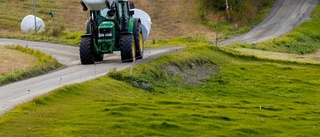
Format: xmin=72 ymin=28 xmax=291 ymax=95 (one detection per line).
xmin=0 ymin=47 xmax=37 ymax=76
xmin=42 ymin=0 xmax=216 ymax=41
xmin=56 ymin=0 xmax=89 ymax=32
xmin=131 ymin=0 xmax=216 ymax=41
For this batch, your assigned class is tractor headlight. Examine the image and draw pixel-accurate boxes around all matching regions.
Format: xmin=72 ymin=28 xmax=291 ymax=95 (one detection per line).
xmin=98 ymin=33 xmax=112 ymax=37
xmin=99 ymin=28 xmax=112 ymax=38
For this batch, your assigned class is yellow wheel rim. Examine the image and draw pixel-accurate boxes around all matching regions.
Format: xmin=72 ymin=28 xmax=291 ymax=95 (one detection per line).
xmin=132 ymin=40 xmax=136 ymax=61
xmin=139 ymin=33 xmax=144 ymax=52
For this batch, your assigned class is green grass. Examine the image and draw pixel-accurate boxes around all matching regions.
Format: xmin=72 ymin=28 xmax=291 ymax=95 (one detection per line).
xmin=1 ymin=40 xmax=320 ymax=136
xmin=228 ymin=4 xmax=320 ymax=55
xmin=0 ymin=45 xmax=62 ymax=85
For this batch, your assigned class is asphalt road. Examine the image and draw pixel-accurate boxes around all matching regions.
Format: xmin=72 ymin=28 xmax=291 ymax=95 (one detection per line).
xmin=220 ymin=0 xmax=319 ymax=45
xmin=0 ymin=0 xmax=319 ymax=115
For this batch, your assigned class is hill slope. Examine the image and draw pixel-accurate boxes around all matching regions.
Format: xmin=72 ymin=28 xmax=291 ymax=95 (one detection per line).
xmin=0 ymin=0 xmax=214 ymax=42
xmin=132 ymin=0 xmax=215 ymax=41
xmin=0 ymin=0 xmax=275 ymax=44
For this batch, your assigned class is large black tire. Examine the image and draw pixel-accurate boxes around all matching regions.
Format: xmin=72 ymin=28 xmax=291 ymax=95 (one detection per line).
xmin=79 ymin=37 xmax=94 ymax=65
xmin=120 ymin=35 xmax=136 ymax=62
xmin=133 ymin=18 xmax=144 ymax=60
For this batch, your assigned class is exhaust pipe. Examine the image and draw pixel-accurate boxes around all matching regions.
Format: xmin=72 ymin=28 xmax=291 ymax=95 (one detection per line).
xmin=81 ymin=0 xmax=115 ymax=10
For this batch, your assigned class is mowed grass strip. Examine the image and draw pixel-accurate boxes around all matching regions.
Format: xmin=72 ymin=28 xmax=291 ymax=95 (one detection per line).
xmin=0 ymin=45 xmax=62 ymax=85
xmin=0 ymin=41 xmax=319 ymax=136
xmin=0 ymin=47 xmax=37 ymax=76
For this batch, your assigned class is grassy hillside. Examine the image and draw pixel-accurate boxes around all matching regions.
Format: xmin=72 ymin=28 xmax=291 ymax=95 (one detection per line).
xmin=0 ymin=40 xmax=319 ymax=136
xmin=0 ymin=0 xmax=206 ymax=44
xmin=0 ymin=0 xmax=86 ymax=45
xmin=132 ymin=0 xmax=216 ymax=41
xmin=0 ymin=0 xmax=273 ymax=45
xmin=0 ymin=0 xmax=217 ymax=44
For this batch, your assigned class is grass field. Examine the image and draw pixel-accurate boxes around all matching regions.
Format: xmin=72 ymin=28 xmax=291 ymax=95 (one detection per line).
xmin=0 ymin=39 xmax=319 ymax=136
xmin=1 ymin=1 xmax=319 ymax=137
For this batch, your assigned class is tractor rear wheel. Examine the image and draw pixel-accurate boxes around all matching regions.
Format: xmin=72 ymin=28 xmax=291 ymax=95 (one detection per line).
xmin=79 ymin=37 xmax=94 ymax=65
xmin=133 ymin=19 xmax=144 ymax=60
xmin=120 ymin=35 xmax=136 ymax=62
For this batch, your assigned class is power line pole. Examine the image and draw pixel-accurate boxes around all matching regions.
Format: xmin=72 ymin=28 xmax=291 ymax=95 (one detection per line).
xmin=226 ymin=0 xmax=230 ymax=20
xmin=216 ymin=21 xmax=218 ymax=46
xmin=49 ymin=11 xmax=55 ymax=33
xmin=33 ymin=0 xmax=37 ymax=33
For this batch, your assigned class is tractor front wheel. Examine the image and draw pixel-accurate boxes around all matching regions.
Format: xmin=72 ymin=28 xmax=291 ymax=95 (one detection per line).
xmin=120 ymin=35 xmax=136 ymax=62
xmin=79 ymin=37 xmax=94 ymax=65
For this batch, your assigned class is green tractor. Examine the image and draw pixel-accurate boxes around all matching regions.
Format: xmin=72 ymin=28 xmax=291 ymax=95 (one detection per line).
xmin=79 ymin=0 xmax=146 ymax=64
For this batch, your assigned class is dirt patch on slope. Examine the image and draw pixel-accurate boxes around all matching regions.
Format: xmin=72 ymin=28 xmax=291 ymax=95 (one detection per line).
xmin=162 ymin=62 xmax=218 ymax=85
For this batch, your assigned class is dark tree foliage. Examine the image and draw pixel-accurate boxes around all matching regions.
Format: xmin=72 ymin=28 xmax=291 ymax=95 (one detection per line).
xmin=198 ymin=0 xmax=274 ymax=25
xmin=200 ymin=0 xmax=226 ymax=11
xmin=200 ymin=0 xmax=273 ymax=12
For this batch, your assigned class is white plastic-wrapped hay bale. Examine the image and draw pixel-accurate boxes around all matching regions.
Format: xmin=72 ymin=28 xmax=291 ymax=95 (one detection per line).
xmin=82 ymin=0 xmax=115 ymax=10
xmin=132 ymin=9 xmax=152 ymax=41
xmin=21 ymin=15 xmax=45 ymax=33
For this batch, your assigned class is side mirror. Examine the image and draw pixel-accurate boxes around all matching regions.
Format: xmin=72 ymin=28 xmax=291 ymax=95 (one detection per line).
xmin=105 ymin=0 xmax=111 ymax=9
xmin=80 ymin=0 xmax=88 ymax=11
xmin=129 ymin=2 xmax=135 ymax=9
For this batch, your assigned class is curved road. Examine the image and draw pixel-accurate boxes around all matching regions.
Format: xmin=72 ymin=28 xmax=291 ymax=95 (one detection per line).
xmin=0 ymin=39 xmax=183 ymax=115
xmin=220 ymin=0 xmax=319 ymax=45
xmin=0 ymin=0 xmax=319 ymax=115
